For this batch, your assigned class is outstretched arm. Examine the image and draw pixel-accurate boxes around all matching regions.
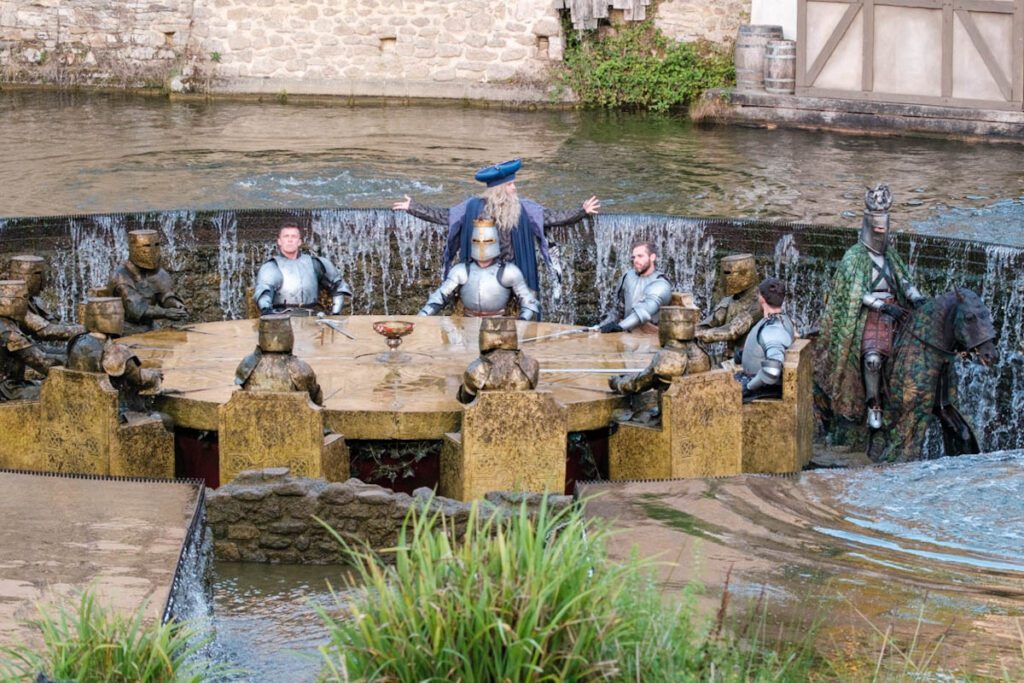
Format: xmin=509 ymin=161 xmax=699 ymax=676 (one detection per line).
xmin=394 ymin=196 xmax=449 ymax=226
xmin=543 ymin=196 xmax=600 ymax=227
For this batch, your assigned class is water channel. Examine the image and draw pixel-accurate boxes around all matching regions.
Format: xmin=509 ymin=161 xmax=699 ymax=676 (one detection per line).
xmin=3 ymin=91 xmax=1023 ymax=678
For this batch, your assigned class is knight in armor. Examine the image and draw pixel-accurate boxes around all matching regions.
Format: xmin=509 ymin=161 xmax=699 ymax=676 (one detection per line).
xmin=234 ymin=314 xmax=323 ymax=405
xmin=106 ymin=229 xmax=188 ymax=334
xmin=66 ymin=297 xmax=162 ymax=417
xmin=6 ymin=255 xmax=85 ymax=347
xmin=418 ymin=218 xmax=540 ymax=320
xmin=598 ymin=240 xmax=673 ymax=333
xmin=695 ymin=253 xmax=763 ymax=362
xmin=253 ymin=222 xmax=352 ymax=316
xmin=393 ymin=159 xmax=600 ymax=316
xmin=817 ymin=184 xmax=926 ymax=429
xmin=0 ymin=279 xmax=57 ymax=401
xmin=608 ymin=305 xmax=711 ymax=424
xmin=456 ymin=317 xmax=539 ymax=404
xmin=738 ymin=278 xmax=796 ymax=403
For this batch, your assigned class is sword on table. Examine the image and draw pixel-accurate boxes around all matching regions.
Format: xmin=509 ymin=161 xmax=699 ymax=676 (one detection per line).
xmin=316 ymin=315 xmax=356 ymax=340
xmin=521 ymin=326 xmax=597 ymax=344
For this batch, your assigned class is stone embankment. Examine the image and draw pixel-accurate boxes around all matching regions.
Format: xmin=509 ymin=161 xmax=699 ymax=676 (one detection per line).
xmin=0 ymin=0 xmax=744 ymax=100
xmin=206 ymin=467 xmax=573 ymax=564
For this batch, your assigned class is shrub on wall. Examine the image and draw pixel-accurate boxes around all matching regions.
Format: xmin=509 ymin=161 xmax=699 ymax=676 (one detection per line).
xmin=558 ymin=21 xmax=735 ymax=112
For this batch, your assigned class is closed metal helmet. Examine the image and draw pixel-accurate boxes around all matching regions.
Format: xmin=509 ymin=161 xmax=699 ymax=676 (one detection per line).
xmin=8 ymin=255 xmax=47 ymax=296
xmin=479 ymin=316 xmax=518 ymax=352
xmin=128 ymin=229 xmax=162 ymax=270
xmin=470 ymin=219 xmax=501 ymax=263
xmin=658 ymin=305 xmax=698 ymax=346
xmin=258 ymin=314 xmax=294 ymax=353
xmin=860 ymin=183 xmax=892 ymax=254
xmin=83 ymin=296 xmax=125 ymax=335
xmin=720 ymin=253 xmax=757 ymax=296
xmin=0 ymin=280 xmax=29 ymax=321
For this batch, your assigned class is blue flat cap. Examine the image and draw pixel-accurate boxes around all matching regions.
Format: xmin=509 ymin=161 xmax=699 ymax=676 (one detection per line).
xmin=474 ymin=158 xmax=521 ymax=187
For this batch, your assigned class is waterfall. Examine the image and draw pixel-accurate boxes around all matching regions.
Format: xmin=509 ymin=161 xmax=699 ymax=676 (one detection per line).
xmin=215 ymin=212 xmax=245 ymax=320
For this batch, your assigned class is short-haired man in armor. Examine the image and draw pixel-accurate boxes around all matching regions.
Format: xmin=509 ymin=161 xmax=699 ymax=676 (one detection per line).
xmin=738 ymin=277 xmax=796 ymax=403
xmin=817 ymin=184 xmax=925 ymax=430
xmin=598 ymin=240 xmax=673 ymax=333
xmin=456 ymin=317 xmax=539 ymax=404
xmin=393 ymin=159 xmax=600 ymax=317
xmin=106 ymin=229 xmax=188 ymax=334
xmin=66 ymin=297 xmax=163 ymax=417
xmin=253 ymin=223 xmax=352 ymax=316
xmin=234 ymin=314 xmax=323 ymax=406
xmin=6 ymin=255 xmax=85 ymax=347
xmin=608 ymin=305 xmax=711 ymax=424
xmin=695 ymin=253 xmax=762 ymax=362
xmin=418 ymin=218 xmax=540 ymax=320
xmin=0 ymin=279 xmax=56 ymax=401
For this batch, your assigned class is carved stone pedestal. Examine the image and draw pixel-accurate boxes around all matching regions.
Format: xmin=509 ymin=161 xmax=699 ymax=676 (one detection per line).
xmin=440 ymin=391 xmax=567 ymax=501
xmin=218 ymin=391 xmax=349 ymax=486
xmin=609 ymin=369 xmax=743 ymax=480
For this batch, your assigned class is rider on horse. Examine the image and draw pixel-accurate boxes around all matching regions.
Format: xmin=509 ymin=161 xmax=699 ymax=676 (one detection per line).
xmin=817 ymin=184 xmax=927 ymax=430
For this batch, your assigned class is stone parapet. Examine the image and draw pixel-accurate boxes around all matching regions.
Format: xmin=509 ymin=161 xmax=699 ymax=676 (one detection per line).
xmin=206 ymin=467 xmax=573 ymax=564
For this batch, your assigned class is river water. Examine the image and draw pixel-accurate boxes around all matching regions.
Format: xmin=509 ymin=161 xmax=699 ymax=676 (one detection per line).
xmin=3 ymin=90 xmax=1023 ymax=678
xmin=2 ymin=91 xmax=1023 ymax=246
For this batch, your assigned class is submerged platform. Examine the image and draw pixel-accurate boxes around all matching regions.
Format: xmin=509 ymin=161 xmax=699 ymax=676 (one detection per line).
xmin=129 ymin=315 xmax=658 ymax=439
xmin=0 ymin=471 xmax=202 ymax=648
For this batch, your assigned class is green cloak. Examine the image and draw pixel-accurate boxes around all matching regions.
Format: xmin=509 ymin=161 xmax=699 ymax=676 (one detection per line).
xmin=816 ymin=242 xmax=916 ymax=421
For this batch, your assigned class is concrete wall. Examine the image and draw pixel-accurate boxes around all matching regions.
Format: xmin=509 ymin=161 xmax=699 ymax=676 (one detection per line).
xmin=0 ymin=0 xmax=748 ymax=97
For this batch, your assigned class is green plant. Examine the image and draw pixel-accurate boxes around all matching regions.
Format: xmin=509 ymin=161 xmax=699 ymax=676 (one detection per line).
xmin=315 ymin=498 xmax=817 ymax=681
xmin=209 ymin=51 xmax=221 ymax=63
xmin=557 ymin=21 xmax=735 ymax=112
xmin=0 ymin=590 xmax=226 ymax=682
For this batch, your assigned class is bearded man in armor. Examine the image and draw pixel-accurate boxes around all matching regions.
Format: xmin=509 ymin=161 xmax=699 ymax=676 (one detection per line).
xmin=738 ymin=278 xmax=796 ymax=403
xmin=66 ymin=297 xmax=163 ymax=417
xmin=6 ymin=255 xmax=84 ymax=347
xmin=598 ymin=240 xmax=673 ymax=333
xmin=0 ymin=279 xmax=57 ymax=401
xmin=234 ymin=314 xmax=323 ymax=406
xmin=106 ymin=230 xmax=188 ymax=334
xmin=695 ymin=253 xmax=762 ymax=362
xmin=608 ymin=305 xmax=711 ymax=424
xmin=456 ymin=317 xmax=539 ymax=404
xmin=253 ymin=223 xmax=352 ymax=317
xmin=418 ymin=218 xmax=540 ymax=319
xmin=818 ymin=184 xmax=925 ymax=430
xmin=393 ymin=159 xmax=600 ymax=316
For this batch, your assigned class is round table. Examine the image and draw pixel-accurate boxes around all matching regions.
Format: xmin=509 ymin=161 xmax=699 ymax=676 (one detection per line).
xmin=126 ymin=316 xmax=660 ymax=439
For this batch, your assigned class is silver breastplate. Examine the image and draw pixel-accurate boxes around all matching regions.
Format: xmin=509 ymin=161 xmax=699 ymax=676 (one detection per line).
xmin=623 ymin=270 xmax=669 ymax=322
xmin=462 ymin=263 xmax=512 ymax=313
xmin=275 ymin=255 xmax=319 ymax=306
xmin=741 ymin=315 xmax=794 ymax=376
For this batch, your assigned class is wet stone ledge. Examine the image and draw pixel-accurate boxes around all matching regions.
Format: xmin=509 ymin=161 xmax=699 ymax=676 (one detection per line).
xmin=205 ymin=467 xmax=573 ymax=564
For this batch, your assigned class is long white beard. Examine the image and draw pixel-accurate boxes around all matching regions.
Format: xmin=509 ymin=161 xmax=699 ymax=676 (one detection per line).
xmin=482 ymin=186 xmax=522 ymax=233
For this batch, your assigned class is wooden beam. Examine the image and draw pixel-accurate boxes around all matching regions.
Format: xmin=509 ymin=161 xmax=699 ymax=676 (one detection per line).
xmin=955 ymin=1 xmax=1016 ymax=13
xmin=797 ymin=0 xmax=807 ymax=88
xmin=806 ymin=2 xmax=863 ymax=85
xmin=863 ymin=0 xmax=875 ymax=91
xmin=956 ymin=8 xmax=1013 ymax=100
xmin=943 ymin=1 xmax=954 ymax=97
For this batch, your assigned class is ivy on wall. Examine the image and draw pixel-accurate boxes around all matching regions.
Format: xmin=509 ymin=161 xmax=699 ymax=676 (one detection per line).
xmin=556 ymin=21 xmax=734 ymax=112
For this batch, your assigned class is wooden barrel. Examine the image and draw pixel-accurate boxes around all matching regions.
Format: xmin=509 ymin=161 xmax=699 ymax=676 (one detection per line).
xmin=734 ymin=24 xmax=783 ymax=92
xmin=763 ymin=39 xmax=796 ymax=94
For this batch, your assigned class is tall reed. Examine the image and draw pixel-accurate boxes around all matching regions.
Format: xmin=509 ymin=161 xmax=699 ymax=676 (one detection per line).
xmin=0 ymin=590 xmax=218 ymax=683
xmin=316 ymin=498 xmax=816 ymax=682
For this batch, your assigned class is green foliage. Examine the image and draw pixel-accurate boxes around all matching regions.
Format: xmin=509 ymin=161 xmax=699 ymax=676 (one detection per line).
xmin=209 ymin=51 xmax=221 ymax=63
xmin=315 ymin=498 xmax=817 ymax=682
xmin=0 ymin=590 xmax=225 ymax=682
xmin=558 ymin=22 xmax=735 ymax=112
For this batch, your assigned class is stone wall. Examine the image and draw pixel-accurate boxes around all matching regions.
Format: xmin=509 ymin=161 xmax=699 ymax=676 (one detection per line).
xmin=654 ymin=0 xmax=748 ymax=44
xmin=206 ymin=467 xmax=572 ymax=564
xmin=0 ymin=0 xmax=745 ymax=97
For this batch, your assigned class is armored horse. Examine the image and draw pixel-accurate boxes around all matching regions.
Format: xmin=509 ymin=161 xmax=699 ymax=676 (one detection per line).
xmin=872 ymin=287 xmax=998 ymax=463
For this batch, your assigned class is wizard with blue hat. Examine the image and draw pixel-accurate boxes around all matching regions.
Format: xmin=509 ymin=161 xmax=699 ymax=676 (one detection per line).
xmin=393 ymin=159 xmax=600 ymax=316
